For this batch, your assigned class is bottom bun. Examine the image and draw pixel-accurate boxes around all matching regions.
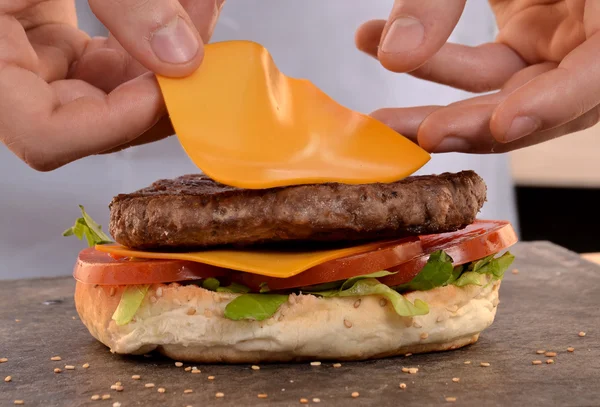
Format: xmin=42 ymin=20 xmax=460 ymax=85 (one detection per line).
xmin=74 ymin=277 xmax=500 ymax=363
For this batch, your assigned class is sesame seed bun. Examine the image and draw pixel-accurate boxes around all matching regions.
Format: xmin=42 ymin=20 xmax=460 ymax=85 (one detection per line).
xmin=74 ymin=277 xmax=500 ymax=363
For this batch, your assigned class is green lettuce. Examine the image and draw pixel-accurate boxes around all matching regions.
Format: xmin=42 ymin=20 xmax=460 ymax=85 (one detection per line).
xmin=395 ymin=251 xmax=455 ymax=291
xmin=224 ymin=294 xmax=288 ymax=321
xmin=202 ymin=278 xmax=251 ymax=293
xmin=395 ymin=250 xmax=515 ymax=292
xmin=112 ymin=285 xmax=150 ymax=326
xmin=63 ymin=205 xmax=112 ymax=247
xmin=308 ymin=271 xmax=429 ymax=317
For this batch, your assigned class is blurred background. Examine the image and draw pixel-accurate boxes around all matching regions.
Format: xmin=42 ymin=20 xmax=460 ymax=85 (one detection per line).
xmin=0 ymin=1 xmax=598 ymax=280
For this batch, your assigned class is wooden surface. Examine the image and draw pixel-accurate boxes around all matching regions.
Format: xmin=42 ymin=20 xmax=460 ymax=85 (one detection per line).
xmin=1 ymin=241 xmax=600 ymax=406
xmin=510 ymin=124 xmax=600 ymax=188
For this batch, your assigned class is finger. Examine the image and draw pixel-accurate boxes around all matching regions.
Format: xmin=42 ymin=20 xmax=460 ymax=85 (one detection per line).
xmin=416 ymin=102 xmax=600 ymax=153
xmin=491 ymin=31 xmax=600 ymax=143
xmin=371 ymin=106 xmax=441 ymax=143
xmin=375 ymin=0 xmax=467 ymax=73
xmin=357 ymin=20 xmax=526 ymax=93
xmin=99 ymin=116 xmax=174 ymax=154
xmin=0 ymin=66 xmax=165 ymax=171
xmin=88 ymin=0 xmax=204 ymax=77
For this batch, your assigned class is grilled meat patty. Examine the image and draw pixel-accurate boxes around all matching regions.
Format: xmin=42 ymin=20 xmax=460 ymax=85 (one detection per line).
xmin=109 ymin=171 xmax=487 ymax=250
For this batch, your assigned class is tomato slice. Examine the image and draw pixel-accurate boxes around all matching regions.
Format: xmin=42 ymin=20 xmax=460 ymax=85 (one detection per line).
xmin=74 ymin=248 xmax=229 ymax=285
xmin=233 ymin=237 xmax=422 ymax=291
xmin=378 ymin=220 xmax=518 ymax=287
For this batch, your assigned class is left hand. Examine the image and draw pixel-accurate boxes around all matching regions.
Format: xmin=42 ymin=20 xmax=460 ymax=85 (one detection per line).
xmin=355 ymin=0 xmax=600 ymax=153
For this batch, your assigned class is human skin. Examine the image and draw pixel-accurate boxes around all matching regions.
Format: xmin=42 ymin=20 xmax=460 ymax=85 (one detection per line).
xmin=356 ymin=0 xmax=600 ymax=153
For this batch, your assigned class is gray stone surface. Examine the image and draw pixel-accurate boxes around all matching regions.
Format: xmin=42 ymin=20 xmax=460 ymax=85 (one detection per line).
xmin=1 ymin=241 xmax=599 ymax=406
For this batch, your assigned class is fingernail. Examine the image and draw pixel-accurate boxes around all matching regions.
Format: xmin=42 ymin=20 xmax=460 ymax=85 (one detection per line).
xmin=504 ymin=116 xmax=539 ymax=142
xmin=151 ymin=17 xmax=200 ymax=64
xmin=381 ymin=17 xmax=425 ymax=54
xmin=432 ymin=137 xmax=472 ymax=153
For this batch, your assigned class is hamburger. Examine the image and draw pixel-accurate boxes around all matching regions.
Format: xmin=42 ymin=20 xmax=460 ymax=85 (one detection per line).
xmin=66 ymin=170 xmax=517 ymax=363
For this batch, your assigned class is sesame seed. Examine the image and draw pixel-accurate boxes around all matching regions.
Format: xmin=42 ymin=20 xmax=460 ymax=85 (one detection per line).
xmin=333 ymin=363 xmax=342 ymax=368
xmin=405 ymin=353 xmax=412 ymax=357
xmin=14 ymin=401 xmax=24 ymax=405
xmin=158 ymin=388 xmax=166 ymax=393
xmin=50 ymin=356 xmax=62 ymax=361
xmin=399 ymin=383 xmax=407 ymax=389
xmin=480 ymin=362 xmax=490 ymax=367
xmin=464 ymin=361 xmax=471 ymax=365
xmin=54 ymin=368 xmax=61 ymax=374
xmin=0 ymin=358 xmax=8 ymax=363
xmin=353 ymin=299 xmax=361 ymax=308
xmin=344 ymin=319 xmax=353 ymax=328
xmin=536 ymin=350 xmax=545 ymax=354
xmin=567 ymin=347 xmax=575 ymax=352
xmin=91 ymin=395 xmax=100 ymax=401
xmin=132 ymin=375 xmax=141 ymax=380
xmin=258 ymin=393 xmax=268 ymax=399
xmin=545 ymin=352 xmax=557 ymax=357
xmin=215 ymin=392 xmax=225 ymax=398
xmin=310 ymin=361 xmax=321 ymax=366
xmin=408 ymin=368 xmax=419 ymax=374
xmin=5 ymin=376 xmax=12 ymax=382
xmin=64 ymin=365 xmax=75 ymax=370
xmin=175 ymin=362 xmax=183 ymax=367
xmin=191 ymin=369 xmax=201 ymax=374
xmin=101 ymin=395 xmax=111 ymax=400
xmin=251 ymin=365 xmax=260 ymax=371
xmin=208 ymin=376 xmax=215 ymax=380
xmin=82 ymin=363 xmax=90 ymax=369
xmin=145 ymin=383 xmax=155 ymax=388
xmin=351 ymin=391 xmax=360 ymax=398
xmin=184 ymin=367 xmax=192 ymax=372
xmin=379 ymin=298 xmax=388 ymax=307
xmin=184 ymin=389 xmax=194 ymax=394
xmin=420 ymin=332 xmax=429 ymax=340
xmin=110 ymin=385 xmax=118 ymax=390
xmin=512 ymin=269 xmax=519 ymax=274
xmin=72 ymin=316 xmax=77 ymax=320
xmin=300 ymin=398 xmax=309 ymax=404
xmin=313 ymin=398 xmax=321 ymax=403
xmin=113 ymin=403 xmax=121 ymax=407
xmin=114 ymin=386 xmax=124 ymax=392
xmin=401 ymin=367 xmax=409 ymax=373
xmin=579 ymin=331 xmax=586 ymax=337
xmin=547 ymin=359 xmax=555 ymax=364
xmin=452 ymin=378 xmax=460 ymax=383
xmin=15 ymin=319 xmax=20 ymax=322
xmin=532 ymin=360 xmax=542 ymax=365
xmin=446 ymin=397 xmax=457 ymax=402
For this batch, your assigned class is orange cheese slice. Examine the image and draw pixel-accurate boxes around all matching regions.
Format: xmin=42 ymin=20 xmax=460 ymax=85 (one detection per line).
xmin=95 ymin=240 xmax=408 ymax=279
xmin=156 ymin=40 xmax=430 ymax=189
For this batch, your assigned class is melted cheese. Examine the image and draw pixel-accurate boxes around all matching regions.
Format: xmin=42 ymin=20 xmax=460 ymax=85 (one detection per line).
xmin=95 ymin=241 xmax=402 ymax=279
xmin=156 ymin=40 xmax=430 ymax=189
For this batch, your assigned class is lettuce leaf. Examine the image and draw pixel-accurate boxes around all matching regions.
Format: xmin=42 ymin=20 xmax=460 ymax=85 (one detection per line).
xmin=395 ymin=251 xmax=454 ymax=292
xmin=217 ymin=282 xmax=251 ymax=294
xmin=453 ymin=271 xmax=482 ymax=287
xmin=63 ymin=205 xmax=112 ymax=247
xmin=112 ymin=285 xmax=150 ymax=326
xmin=311 ymin=277 xmax=429 ymax=317
xmin=224 ymin=294 xmax=288 ymax=321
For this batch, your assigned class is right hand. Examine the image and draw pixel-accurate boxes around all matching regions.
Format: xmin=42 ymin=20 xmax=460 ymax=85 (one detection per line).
xmin=0 ymin=0 xmax=225 ymax=171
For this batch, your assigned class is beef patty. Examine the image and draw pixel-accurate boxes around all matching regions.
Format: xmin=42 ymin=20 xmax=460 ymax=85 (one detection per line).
xmin=109 ymin=171 xmax=487 ymax=250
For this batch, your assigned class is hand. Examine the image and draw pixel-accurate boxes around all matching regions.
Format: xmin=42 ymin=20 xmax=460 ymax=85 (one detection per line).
xmin=0 ymin=0 xmax=224 ymax=171
xmin=356 ymin=0 xmax=600 ymax=153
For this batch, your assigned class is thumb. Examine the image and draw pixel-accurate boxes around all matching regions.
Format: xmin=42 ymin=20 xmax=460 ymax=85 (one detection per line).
xmin=89 ymin=0 xmax=212 ymax=77
xmin=376 ymin=0 xmax=467 ymax=73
